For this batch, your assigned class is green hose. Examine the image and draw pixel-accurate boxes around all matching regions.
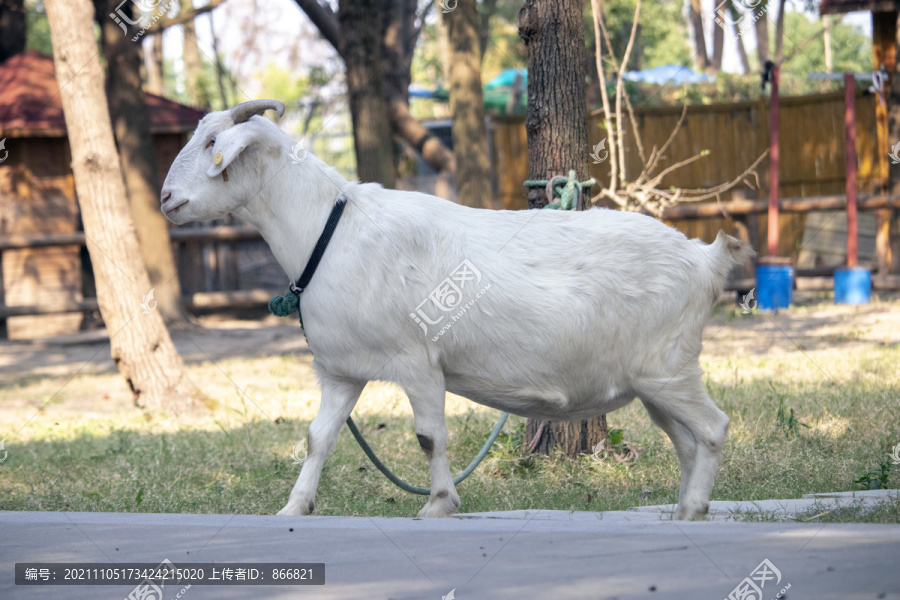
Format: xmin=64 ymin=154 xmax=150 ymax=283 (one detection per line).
xmin=345 ymin=412 xmax=509 ymax=495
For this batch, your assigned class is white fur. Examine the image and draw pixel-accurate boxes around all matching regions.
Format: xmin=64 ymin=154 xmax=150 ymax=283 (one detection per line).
xmin=161 ymin=106 xmax=754 ymax=520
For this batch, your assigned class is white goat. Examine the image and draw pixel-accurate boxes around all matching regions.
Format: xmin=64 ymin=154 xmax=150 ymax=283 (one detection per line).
xmin=161 ymin=100 xmax=754 ymax=520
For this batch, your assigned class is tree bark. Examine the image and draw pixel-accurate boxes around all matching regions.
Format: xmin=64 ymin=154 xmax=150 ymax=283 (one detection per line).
xmin=97 ymin=0 xmax=190 ymax=324
xmin=0 ymin=0 xmax=26 ymax=63
xmin=444 ymin=0 xmax=493 ymax=208
xmin=338 ymin=0 xmax=395 ymax=186
xmin=754 ymin=1 xmax=770 ymax=66
xmin=293 ymin=0 xmax=457 ymax=176
xmin=688 ymin=0 xmax=709 ymax=71
xmin=823 ymin=14 xmax=833 ymax=72
xmin=44 ymin=0 xmax=203 ymax=414
xmin=518 ymin=0 xmax=608 ymax=457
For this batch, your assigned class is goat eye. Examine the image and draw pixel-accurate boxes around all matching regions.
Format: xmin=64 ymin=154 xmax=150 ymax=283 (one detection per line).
xmin=206 ymin=138 xmax=216 ymax=149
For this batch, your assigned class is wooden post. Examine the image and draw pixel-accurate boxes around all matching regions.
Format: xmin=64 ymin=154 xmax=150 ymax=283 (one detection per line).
xmin=873 ymin=11 xmax=896 ymax=275
xmin=767 ymin=63 xmax=780 ymax=257
xmin=846 ymin=73 xmax=859 ymax=267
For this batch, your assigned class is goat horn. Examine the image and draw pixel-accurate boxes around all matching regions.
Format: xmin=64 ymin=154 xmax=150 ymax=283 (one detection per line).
xmin=229 ymin=100 xmax=285 ymax=124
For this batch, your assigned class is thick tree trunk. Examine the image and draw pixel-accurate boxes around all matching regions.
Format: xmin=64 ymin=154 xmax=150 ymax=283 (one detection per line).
xmin=44 ymin=0 xmax=203 ymax=414
xmin=444 ymin=0 xmax=493 ymax=208
xmin=688 ymin=0 xmax=709 ymax=71
xmin=338 ymin=0 xmax=395 ymax=186
xmin=380 ymin=0 xmax=456 ymax=175
xmin=0 ymin=0 xmax=26 ymax=63
xmin=518 ymin=0 xmax=608 ymax=457
xmin=98 ymin=0 xmax=190 ymax=324
xmin=292 ymin=0 xmax=456 ymax=176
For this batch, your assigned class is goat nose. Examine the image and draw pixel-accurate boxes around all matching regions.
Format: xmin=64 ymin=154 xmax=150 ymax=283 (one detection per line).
xmin=160 ymin=189 xmax=171 ymax=206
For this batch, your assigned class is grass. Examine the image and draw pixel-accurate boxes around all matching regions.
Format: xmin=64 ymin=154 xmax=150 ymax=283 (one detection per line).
xmin=1 ymin=304 xmax=899 ymax=522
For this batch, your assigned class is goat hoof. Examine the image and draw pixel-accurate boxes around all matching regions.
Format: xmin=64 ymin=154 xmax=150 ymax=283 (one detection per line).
xmin=674 ymin=501 xmax=710 ymax=521
xmin=277 ymin=500 xmax=312 ymax=516
xmin=417 ymin=492 xmax=460 ymax=518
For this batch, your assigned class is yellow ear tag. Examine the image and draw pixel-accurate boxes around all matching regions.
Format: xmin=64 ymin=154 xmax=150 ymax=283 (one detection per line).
xmin=213 ymin=151 xmax=223 ymax=165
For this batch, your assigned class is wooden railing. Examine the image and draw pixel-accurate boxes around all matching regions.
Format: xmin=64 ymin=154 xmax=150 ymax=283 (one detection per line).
xmin=0 ymin=227 xmax=269 ymax=336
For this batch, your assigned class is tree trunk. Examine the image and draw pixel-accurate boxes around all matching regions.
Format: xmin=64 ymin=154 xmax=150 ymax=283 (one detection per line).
xmin=338 ymin=0 xmax=395 ymax=186
xmin=44 ymin=0 xmax=203 ymax=414
xmin=380 ymin=0 xmax=457 ymax=176
xmin=98 ymin=0 xmax=190 ymax=325
xmin=773 ymin=0 xmax=787 ymax=63
xmin=754 ymin=1 xmax=770 ymax=66
xmin=732 ymin=3 xmax=751 ymax=74
xmin=145 ymin=34 xmax=164 ymax=95
xmin=709 ymin=0 xmax=724 ymax=72
xmin=518 ymin=0 xmax=608 ymax=457
xmin=444 ymin=0 xmax=493 ymax=209
xmin=688 ymin=0 xmax=709 ymax=71
xmin=823 ymin=14 xmax=833 ymax=72
xmin=182 ymin=3 xmax=207 ymax=109
xmin=209 ymin=9 xmax=229 ymax=109
xmin=292 ymin=0 xmax=457 ymax=176
xmin=0 ymin=0 xmax=26 ymax=63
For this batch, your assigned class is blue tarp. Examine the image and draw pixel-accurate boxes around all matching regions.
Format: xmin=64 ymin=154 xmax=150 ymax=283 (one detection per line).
xmin=622 ymin=64 xmax=710 ymax=85
xmin=484 ymin=68 xmax=527 ymax=90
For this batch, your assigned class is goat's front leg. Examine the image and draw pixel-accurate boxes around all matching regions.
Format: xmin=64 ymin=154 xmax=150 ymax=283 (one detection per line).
xmin=278 ymin=377 xmax=366 ymax=516
xmin=405 ymin=376 xmax=459 ymax=518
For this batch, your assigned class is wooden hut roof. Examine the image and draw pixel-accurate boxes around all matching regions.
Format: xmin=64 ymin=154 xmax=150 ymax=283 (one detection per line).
xmin=0 ymin=50 xmax=205 ymax=138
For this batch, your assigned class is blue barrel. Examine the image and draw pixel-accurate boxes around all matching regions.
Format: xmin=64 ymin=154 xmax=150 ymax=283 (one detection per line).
xmin=834 ymin=267 xmax=871 ymax=305
xmin=756 ymin=264 xmax=793 ymax=310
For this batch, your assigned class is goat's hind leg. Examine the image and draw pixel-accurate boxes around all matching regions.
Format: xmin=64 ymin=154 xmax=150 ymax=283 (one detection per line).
xmin=278 ymin=377 xmax=365 ymax=516
xmin=404 ymin=376 xmax=459 ymax=518
xmin=640 ymin=399 xmax=697 ymax=508
xmin=640 ymin=374 xmax=729 ymax=520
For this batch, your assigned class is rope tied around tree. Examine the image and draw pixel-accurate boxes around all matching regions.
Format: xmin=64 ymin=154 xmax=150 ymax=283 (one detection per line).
xmin=523 ymin=169 xmax=596 ymax=210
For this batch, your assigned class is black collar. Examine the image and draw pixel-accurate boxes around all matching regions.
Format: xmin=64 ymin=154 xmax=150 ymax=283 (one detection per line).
xmin=289 ymin=192 xmax=348 ymax=298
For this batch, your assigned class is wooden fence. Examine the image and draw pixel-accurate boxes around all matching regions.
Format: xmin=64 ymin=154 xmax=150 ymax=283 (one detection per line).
xmin=491 ymin=89 xmax=887 ymax=260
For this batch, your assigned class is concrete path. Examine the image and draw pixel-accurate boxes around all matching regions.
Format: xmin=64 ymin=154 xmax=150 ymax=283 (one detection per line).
xmin=2 ymin=500 xmax=899 ymax=600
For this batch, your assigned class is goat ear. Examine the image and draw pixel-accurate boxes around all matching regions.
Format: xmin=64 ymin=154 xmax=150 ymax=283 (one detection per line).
xmin=207 ymin=124 xmax=256 ymax=178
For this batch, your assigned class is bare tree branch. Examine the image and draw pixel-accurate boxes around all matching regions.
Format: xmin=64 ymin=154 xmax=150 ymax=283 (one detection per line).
xmin=292 ymin=0 xmax=340 ymax=51
xmin=146 ymin=0 xmax=227 ymax=35
xmin=588 ymin=0 xmax=767 ymax=218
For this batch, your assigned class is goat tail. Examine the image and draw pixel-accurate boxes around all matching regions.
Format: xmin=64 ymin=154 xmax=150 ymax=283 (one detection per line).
xmin=704 ymin=230 xmax=756 ymax=292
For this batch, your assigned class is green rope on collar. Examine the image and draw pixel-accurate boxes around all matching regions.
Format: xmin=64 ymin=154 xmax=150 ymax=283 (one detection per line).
xmin=523 ymin=169 xmax=596 ymax=211
xmin=268 ymin=291 xmax=303 ymax=329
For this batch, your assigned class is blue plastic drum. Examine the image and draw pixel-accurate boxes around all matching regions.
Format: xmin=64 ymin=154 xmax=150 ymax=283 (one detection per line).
xmin=834 ymin=267 xmax=871 ymax=305
xmin=756 ymin=264 xmax=793 ymax=310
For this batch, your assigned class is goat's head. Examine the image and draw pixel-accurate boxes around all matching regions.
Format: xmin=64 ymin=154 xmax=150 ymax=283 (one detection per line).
xmin=160 ymin=99 xmax=286 ymax=224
